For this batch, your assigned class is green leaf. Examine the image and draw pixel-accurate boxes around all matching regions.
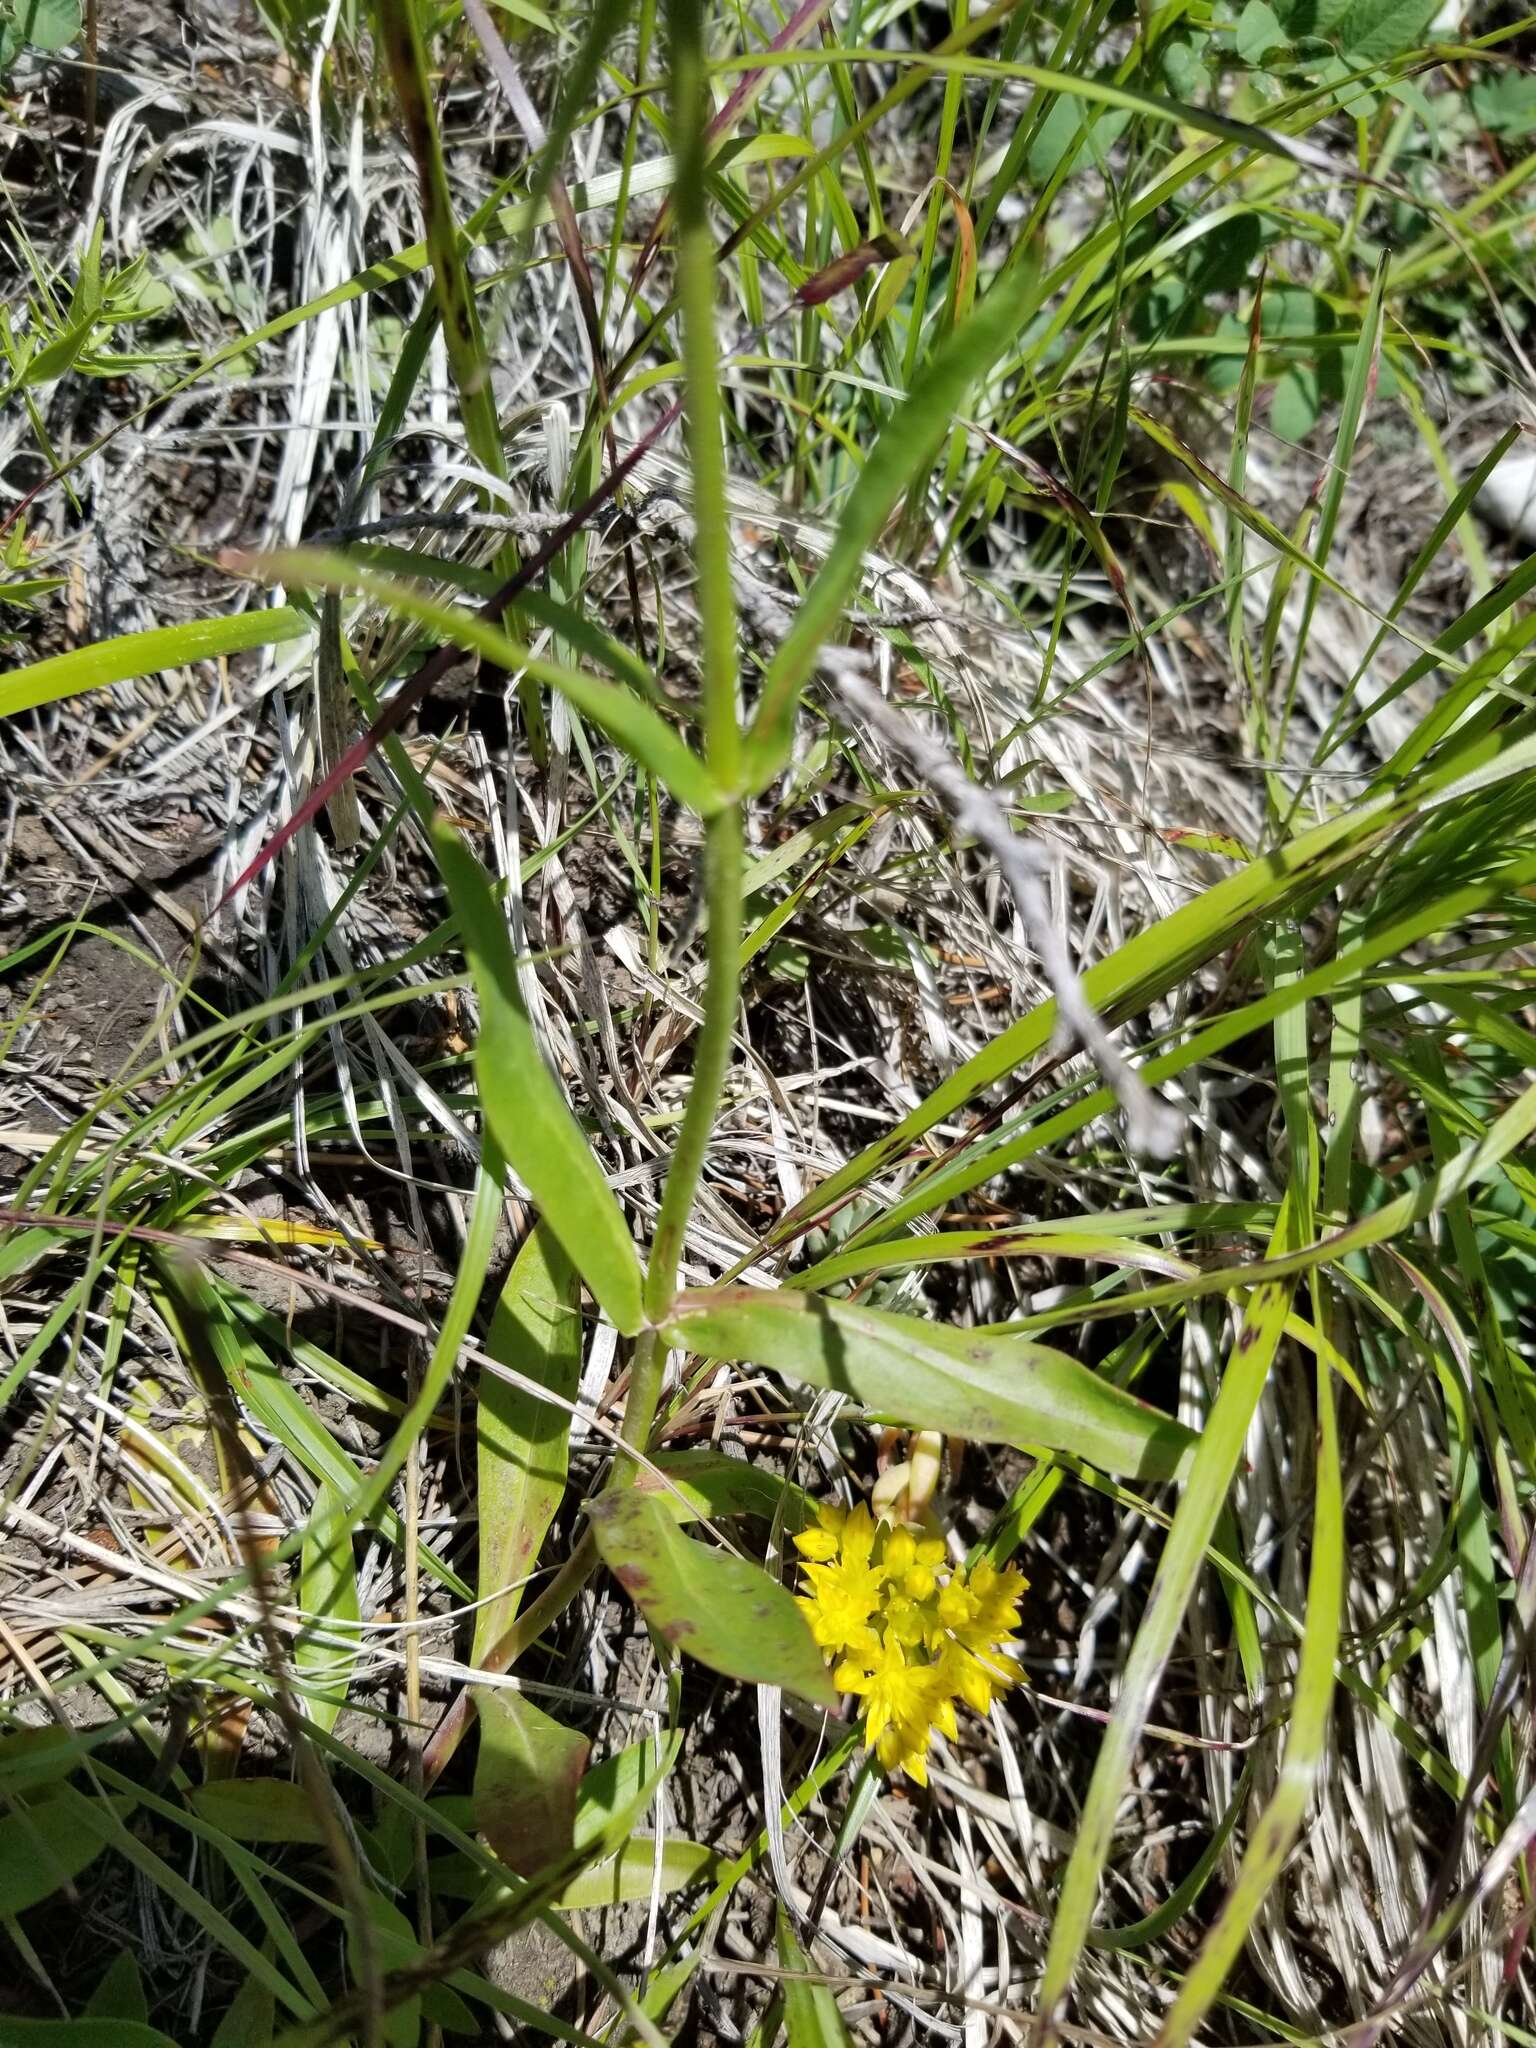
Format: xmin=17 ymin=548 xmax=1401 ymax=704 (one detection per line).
xmin=474 ymin=1221 xmax=582 ymax=1665
xmin=189 ymin=1779 xmax=328 ymax=1847
xmin=298 ymin=1482 xmax=360 ymax=1737
xmin=0 ymin=2026 xmax=182 ymax=2048
xmin=1235 ymin=0 xmax=1284 ymax=63
xmin=0 ymin=609 xmax=310 ymax=720
xmin=432 ymin=823 xmax=645 ymax=1335
xmin=16 ymin=312 xmax=95 ymax=390
xmin=642 ymin=1448 xmax=812 ymax=1528
xmin=84 ymin=1952 xmax=148 ymax=2024
xmin=347 ymin=1891 xmax=420 ymax=2048
xmin=0 ymin=1790 xmax=124 ymax=1911
xmin=1270 ymin=0 xmax=1351 ymax=36
xmin=0 ymin=1724 xmax=82 ymax=1793
xmin=420 ymin=1983 xmax=479 ymax=2037
xmin=13 ymin=0 xmax=80 ymax=50
xmin=745 ymin=257 xmax=1036 ymax=788
xmin=1025 ymin=94 xmax=1131 ymax=182
xmin=1468 ymin=71 xmax=1536 ymax=140
xmin=1271 ymin=363 xmax=1321 ymax=440
xmin=1162 ymin=36 xmax=1211 ymax=98
xmin=777 ymin=1907 xmax=852 ymax=2048
xmin=208 ymin=1972 xmax=275 ymax=2048
xmin=660 ymin=1289 xmax=1195 ymax=1482
xmin=473 ymin=1688 xmax=591 ymax=1877
xmin=553 ymin=1836 xmax=721 ymax=1911
xmin=1337 ymin=0 xmax=1435 ymax=63
xmin=572 ymin=1731 xmax=684 ymax=1856
xmin=587 ymin=1486 xmax=838 ymax=1709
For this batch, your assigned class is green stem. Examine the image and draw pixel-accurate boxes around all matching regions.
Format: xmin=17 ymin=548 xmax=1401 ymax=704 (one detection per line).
xmin=644 ymin=0 xmax=744 ymax=1321
xmin=616 ymin=1327 xmax=666 ymax=1463
xmin=666 ymin=0 xmax=741 ymax=790
xmin=644 ymin=804 xmax=743 ymax=1318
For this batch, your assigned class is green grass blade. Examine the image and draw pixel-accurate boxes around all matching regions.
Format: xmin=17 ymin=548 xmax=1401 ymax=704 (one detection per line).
xmin=1032 ymin=1266 xmax=1297 ymax=2030
xmin=258 ymin=548 xmax=723 ymax=816
xmin=1 ymin=609 xmax=309 ymax=719
xmin=743 ymin=258 xmax=1035 ymax=790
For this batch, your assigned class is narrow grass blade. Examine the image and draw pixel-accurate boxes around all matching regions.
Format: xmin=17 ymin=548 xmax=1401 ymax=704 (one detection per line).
xmin=258 ymin=548 xmax=723 ymax=816
xmin=1032 ymin=1267 xmax=1297 ymax=2034
xmin=777 ymin=1906 xmax=852 ymax=2048
xmin=744 ymin=258 xmax=1036 ymax=790
xmin=297 ymin=1482 xmax=360 ymax=1739
xmin=1 ymin=609 xmax=309 ymax=719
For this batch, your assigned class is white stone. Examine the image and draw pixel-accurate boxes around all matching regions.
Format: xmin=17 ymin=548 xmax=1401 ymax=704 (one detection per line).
xmin=1475 ymin=445 xmax=1536 ymax=545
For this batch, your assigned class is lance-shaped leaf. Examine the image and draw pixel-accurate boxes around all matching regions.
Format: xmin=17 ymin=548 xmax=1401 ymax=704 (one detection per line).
xmin=588 ymin=1486 xmax=837 ymax=1709
xmin=434 ymin=823 xmax=645 ymax=1335
xmin=660 ymin=1289 xmax=1195 ymax=1482
xmin=474 ymin=1221 xmax=583 ymax=1664
xmin=474 ymin=1688 xmax=591 ymax=1877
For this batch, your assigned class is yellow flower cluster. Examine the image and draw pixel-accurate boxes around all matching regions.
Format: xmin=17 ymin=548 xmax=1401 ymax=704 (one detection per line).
xmin=794 ymin=1502 xmax=1027 ymax=1786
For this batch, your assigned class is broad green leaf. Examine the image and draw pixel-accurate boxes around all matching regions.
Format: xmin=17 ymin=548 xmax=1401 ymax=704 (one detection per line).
xmin=777 ymin=1907 xmax=851 ymax=2048
xmin=84 ymin=1951 xmax=148 ymax=2024
xmin=432 ymin=823 xmax=645 ymax=1335
xmin=1235 ymin=0 xmax=1284 ymax=63
xmin=1338 ymin=0 xmax=1435 ymax=63
xmin=474 ymin=1222 xmax=582 ymax=1665
xmin=209 ymin=1973 xmax=275 ymax=2048
xmin=0 ymin=1724 xmax=81 ymax=1792
xmin=572 ymin=1736 xmax=683 ymax=1853
xmin=1468 ymin=72 xmax=1536 ymax=140
xmin=660 ymin=1289 xmax=1195 ymax=1482
xmin=1026 ymin=95 xmax=1131 ymax=182
xmin=0 ymin=610 xmax=309 ymax=721
xmin=0 ymin=1790 xmax=127 ymax=1911
xmin=14 ymin=0 xmax=81 ymax=50
xmin=474 ymin=1689 xmax=591 ymax=1877
xmin=420 ymin=1983 xmax=478 ymax=2037
xmin=189 ymin=1779 xmax=328 ymax=1847
xmin=587 ymin=1486 xmax=837 ymax=1708
xmin=1271 ymin=364 xmax=1320 ymax=440
xmin=298 ymin=1483 xmax=360 ymax=1737
xmin=642 ymin=1448 xmax=812 ymax=1528
xmin=0 ymin=2026 xmax=182 ymax=2048
xmin=553 ymin=1836 xmax=721 ymax=1911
